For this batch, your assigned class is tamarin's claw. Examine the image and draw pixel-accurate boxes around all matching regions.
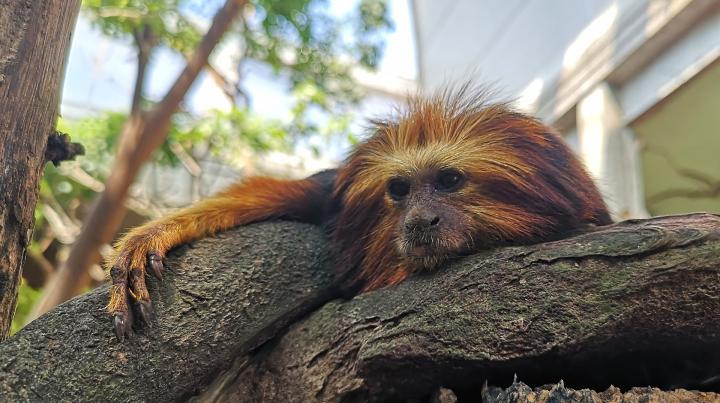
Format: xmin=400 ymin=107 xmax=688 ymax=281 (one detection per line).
xmin=113 ymin=310 xmax=133 ymax=342
xmin=136 ymin=300 xmax=153 ymax=327
xmin=148 ymin=250 xmax=165 ymax=281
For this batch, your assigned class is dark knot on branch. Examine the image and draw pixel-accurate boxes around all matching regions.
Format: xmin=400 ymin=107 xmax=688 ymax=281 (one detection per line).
xmin=45 ymin=130 xmax=85 ymax=166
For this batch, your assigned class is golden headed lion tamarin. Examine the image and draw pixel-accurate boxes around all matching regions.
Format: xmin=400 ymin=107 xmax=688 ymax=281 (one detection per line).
xmin=107 ymin=84 xmax=612 ymax=339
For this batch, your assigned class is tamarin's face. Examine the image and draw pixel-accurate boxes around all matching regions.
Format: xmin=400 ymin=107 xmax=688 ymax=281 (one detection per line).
xmin=346 ymin=113 xmax=557 ymax=272
xmin=385 ymin=167 xmax=474 ymax=270
xmin=347 ymin=108 xmax=556 ymax=271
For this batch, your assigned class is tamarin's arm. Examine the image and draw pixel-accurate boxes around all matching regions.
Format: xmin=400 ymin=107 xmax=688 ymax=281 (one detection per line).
xmin=108 ymin=171 xmax=335 ymax=340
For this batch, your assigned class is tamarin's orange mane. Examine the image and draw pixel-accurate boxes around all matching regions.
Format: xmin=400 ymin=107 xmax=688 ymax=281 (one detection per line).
xmin=332 ymin=85 xmax=611 ymax=293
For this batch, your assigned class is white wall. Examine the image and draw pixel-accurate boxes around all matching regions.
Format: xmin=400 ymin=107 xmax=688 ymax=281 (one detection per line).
xmin=413 ymin=0 xmax=613 ymax=98
xmin=412 ymin=0 xmax=719 ymax=123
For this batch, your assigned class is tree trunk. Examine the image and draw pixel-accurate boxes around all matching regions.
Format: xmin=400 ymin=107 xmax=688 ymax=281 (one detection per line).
xmin=2 ymin=214 xmax=720 ymax=402
xmin=0 ymin=0 xmax=81 ymax=339
xmin=32 ymin=0 xmax=248 ymax=316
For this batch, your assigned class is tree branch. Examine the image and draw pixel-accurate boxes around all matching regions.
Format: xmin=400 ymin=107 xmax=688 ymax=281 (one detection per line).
xmin=203 ymin=213 xmax=720 ymax=402
xmin=3 ymin=222 xmax=334 ymax=402
xmin=3 ymin=214 xmax=720 ymax=402
xmin=205 ymin=62 xmax=243 ymax=104
xmin=129 ymin=25 xmax=155 ymax=116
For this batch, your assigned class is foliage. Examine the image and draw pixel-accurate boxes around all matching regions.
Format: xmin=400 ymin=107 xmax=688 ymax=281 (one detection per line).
xmin=82 ymin=0 xmax=203 ymax=53
xmin=158 ymin=107 xmax=294 ymax=166
xmin=81 ymin=0 xmax=393 ymax=133
xmin=244 ymin=0 xmax=392 ymax=138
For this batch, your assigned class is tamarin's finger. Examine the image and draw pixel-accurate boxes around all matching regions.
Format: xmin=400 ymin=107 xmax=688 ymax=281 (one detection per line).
xmin=109 ymin=265 xmax=134 ymax=341
xmin=128 ymin=267 xmax=153 ymax=325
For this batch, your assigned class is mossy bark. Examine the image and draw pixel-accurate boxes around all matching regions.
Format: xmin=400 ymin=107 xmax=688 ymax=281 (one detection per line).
xmin=0 ymin=222 xmax=334 ymax=402
xmin=1 ymin=215 xmax=719 ymax=402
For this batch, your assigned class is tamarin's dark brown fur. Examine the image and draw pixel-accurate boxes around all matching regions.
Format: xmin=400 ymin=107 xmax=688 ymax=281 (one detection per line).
xmin=107 ymin=84 xmax=612 ymax=339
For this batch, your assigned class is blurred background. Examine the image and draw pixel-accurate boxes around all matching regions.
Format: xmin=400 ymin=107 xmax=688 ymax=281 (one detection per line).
xmin=14 ymin=0 xmax=720 ymax=332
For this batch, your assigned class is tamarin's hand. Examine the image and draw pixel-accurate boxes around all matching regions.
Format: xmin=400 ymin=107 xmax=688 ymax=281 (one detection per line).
xmin=107 ymin=83 xmax=612 ymax=340
xmin=107 ymin=229 xmax=166 ymax=340
xmin=107 ymin=177 xmax=329 ymax=340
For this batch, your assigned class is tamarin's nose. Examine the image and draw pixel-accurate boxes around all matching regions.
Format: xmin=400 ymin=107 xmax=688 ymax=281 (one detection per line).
xmin=405 ymin=208 xmax=440 ymax=231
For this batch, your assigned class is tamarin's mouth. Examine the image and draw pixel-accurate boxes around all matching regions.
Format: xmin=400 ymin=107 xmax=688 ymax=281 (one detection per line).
xmin=402 ymin=237 xmax=438 ymax=256
xmin=410 ymin=243 xmax=431 ymax=256
xmin=398 ymin=230 xmax=469 ymax=268
xmin=402 ymin=236 xmax=472 ymax=265
xmin=404 ymin=240 xmax=449 ymax=261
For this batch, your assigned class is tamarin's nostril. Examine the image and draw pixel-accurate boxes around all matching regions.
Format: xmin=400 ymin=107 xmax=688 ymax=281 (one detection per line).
xmin=406 ymin=214 xmax=440 ymax=229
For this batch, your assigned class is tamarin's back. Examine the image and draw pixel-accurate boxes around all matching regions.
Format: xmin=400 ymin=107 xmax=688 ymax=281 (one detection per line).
xmin=107 ymin=84 xmax=611 ymax=340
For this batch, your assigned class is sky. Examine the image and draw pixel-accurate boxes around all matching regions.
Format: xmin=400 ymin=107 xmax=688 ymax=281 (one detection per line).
xmin=60 ymin=0 xmax=417 ymax=123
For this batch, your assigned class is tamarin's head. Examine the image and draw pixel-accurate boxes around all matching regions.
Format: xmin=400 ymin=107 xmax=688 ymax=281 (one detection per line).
xmin=336 ymin=84 xmax=611 ymax=278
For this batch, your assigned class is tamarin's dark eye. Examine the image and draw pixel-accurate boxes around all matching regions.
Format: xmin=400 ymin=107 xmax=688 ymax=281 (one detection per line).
xmin=436 ymin=169 xmax=464 ymax=192
xmin=387 ymin=178 xmax=411 ymax=200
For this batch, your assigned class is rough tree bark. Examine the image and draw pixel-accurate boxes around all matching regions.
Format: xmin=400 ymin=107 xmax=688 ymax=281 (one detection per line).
xmin=1 ymin=214 xmax=719 ymax=402
xmin=33 ymin=0 xmax=248 ymax=316
xmin=0 ymin=0 xmax=82 ymax=339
